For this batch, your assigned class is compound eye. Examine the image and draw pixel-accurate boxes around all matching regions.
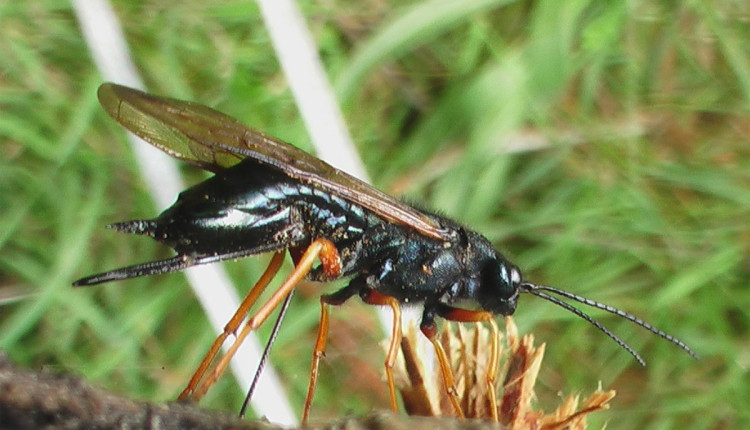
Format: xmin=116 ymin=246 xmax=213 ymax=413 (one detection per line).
xmin=482 ymin=262 xmax=516 ymax=298
xmin=479 ymin=260 xmax=520 ymax=315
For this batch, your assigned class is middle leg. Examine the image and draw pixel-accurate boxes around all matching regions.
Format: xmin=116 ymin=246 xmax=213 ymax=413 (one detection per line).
xmin=359 ymin=289 xmax=402 ymax=413
xmin=302 ymin=283 xmax=360 ymax=423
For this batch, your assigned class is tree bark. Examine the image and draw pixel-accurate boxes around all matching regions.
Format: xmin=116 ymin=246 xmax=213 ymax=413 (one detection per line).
xmin=0 ymin=353 xmax=499 ymax=430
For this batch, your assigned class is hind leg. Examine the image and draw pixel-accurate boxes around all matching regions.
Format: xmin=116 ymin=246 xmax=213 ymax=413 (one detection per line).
xmin=179 ymin=251 xmax=285 ymax=399
xmin=190 ymin=238 xmax=341 ymax=400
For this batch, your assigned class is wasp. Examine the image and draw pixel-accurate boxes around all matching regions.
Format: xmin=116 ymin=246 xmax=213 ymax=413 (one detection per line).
xmin=74 ymin=83 xmax=696 ymax=422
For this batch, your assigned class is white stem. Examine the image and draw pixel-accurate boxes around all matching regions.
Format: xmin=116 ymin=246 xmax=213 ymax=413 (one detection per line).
xmin=72 ymin=0 xmax=295 ymax=425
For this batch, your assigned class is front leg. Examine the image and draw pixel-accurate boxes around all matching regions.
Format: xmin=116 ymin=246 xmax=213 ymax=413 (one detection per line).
xmin=419 ymin=304 xmax=464 ymax=418
xmin=419 ymin=303 xmax=501 ymax=421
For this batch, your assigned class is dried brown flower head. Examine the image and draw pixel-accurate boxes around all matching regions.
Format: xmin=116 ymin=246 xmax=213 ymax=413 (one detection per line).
xmin=396 ymin=317 xmax=615 ymax=429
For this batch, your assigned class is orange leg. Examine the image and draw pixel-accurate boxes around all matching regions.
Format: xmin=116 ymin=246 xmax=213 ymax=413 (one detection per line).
xmin=179 ymin=251 xmax=285 ymax=400
xmin=302 ymin=294 xmax=334 ymax=423
xmin=485 ymin=319 xmax=500 ymax=422
xmin=302 ymin=281 xmax=359 ymax=422
xmin=191 ymin=238 xmax=340 ymax=400
xmin=360 ymin=290 xmax=402 ymax=413
xmin=434 ymin=306 xmax=500 ymax=423
xmin=421 ymin=326 xmax=464 ymax=418
xmin=302 ymin=287 xmax=402 ymax=423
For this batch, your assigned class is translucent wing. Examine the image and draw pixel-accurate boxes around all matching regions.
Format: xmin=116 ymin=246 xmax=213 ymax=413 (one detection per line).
xmin=98 ymin=83 xmax=452 ymax=241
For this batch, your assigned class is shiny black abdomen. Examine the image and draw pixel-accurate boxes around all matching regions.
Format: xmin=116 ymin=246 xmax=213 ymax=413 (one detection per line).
xmin=151 ymin=159 xmax=383 ymax=270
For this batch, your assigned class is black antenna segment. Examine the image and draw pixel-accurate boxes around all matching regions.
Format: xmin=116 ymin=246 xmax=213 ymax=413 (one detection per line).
xmin=520 ymin=282 xmax=698 ymax=364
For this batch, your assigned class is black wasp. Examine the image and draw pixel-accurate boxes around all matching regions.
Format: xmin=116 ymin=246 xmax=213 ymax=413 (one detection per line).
xmin=75 ymin=83 xmax=696 ymax=422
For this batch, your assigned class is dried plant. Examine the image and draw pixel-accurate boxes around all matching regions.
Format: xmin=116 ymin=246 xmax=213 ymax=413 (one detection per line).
xmin=396 ymin=317 xmax=615 ymax=429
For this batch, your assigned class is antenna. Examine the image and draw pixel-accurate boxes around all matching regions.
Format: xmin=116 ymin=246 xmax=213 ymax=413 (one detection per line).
xmin=239 ymin=290 xmax=295 ymax=417
xmin=520 ymin=283 xmax=698 ymax=363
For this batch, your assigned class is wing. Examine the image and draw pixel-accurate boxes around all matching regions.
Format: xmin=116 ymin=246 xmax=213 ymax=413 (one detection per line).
xmin=97 ymin=83 xmax=453 ymax=241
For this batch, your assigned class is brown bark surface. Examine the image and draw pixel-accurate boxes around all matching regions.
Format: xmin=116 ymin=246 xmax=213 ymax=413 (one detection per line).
xmin=0 ymin=353 xmax=501 ymax=430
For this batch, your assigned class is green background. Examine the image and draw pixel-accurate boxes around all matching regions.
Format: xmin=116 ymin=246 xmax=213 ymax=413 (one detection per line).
xmin=1 ymin=1 xmax=748 ymax=428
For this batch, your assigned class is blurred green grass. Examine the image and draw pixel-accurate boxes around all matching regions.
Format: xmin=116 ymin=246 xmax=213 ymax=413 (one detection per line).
xmin=1 ymin=0 xmax=749 ymax=428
